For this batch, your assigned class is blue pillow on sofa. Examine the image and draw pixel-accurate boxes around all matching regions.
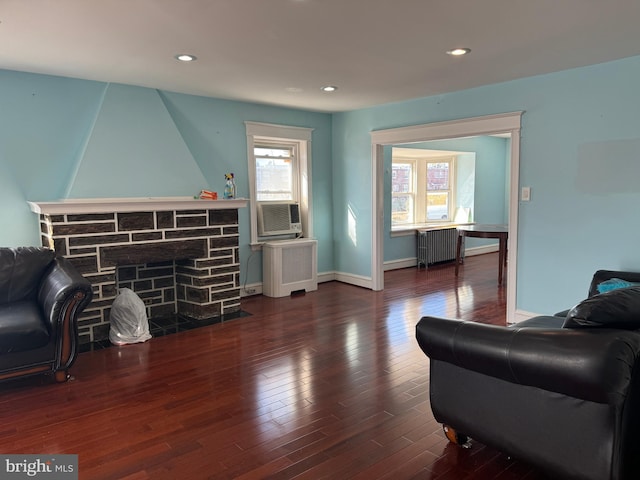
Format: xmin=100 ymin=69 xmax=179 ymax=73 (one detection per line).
xmin=564 ymin=286 xmax=640 ymax=329
xmin=596 ymin=278 xmax=640 ymax=294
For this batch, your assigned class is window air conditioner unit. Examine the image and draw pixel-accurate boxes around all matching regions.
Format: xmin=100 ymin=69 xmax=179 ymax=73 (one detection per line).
xmin=257 ymin=202 xmax=302 ymax=236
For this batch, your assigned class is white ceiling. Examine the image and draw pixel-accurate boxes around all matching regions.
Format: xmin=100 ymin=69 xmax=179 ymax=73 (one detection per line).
xmin=2 ymin=0 xmax=640 ymax=113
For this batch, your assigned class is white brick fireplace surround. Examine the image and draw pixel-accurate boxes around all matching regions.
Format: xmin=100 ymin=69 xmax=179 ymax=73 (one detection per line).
xmin=28 ymin=197 xmax=247 ymax=344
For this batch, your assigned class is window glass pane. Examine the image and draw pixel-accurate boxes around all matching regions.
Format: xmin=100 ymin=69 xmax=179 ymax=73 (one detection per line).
xmin=254 ymin=147 xmax=291 ymax=158
xmin=427 ymin=162 xmax=449 ymax=190
xmin=427 ymin=192 xmax=449 ymax=220
xmin=392 ymin=164 xmax=412 ymax=193
xmin=255 ymin=147 xmax=294 ymax=201
xmin=392 ymin=194 xmax=413 ymax=224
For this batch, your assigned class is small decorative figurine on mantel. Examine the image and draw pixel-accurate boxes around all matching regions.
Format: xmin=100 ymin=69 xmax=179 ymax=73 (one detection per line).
xmin=223 ymin=173 xmax=236 ymax=199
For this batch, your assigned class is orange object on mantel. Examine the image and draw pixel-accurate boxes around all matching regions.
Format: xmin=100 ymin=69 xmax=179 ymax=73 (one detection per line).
xmin=198 ymin=190 xmax=218 ymax=200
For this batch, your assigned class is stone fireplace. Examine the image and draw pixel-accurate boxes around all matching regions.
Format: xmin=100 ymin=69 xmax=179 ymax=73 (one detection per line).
xmin=28 ymin=197 xmax=247 ymax=344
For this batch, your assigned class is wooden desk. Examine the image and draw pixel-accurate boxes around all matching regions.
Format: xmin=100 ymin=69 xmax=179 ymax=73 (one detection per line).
xmin=455 ymin=224 xmax=508 ymax=285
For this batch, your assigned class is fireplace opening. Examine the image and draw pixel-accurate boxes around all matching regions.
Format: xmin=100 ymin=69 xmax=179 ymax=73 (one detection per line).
xmin=116 ymin=261 xmax=178 ymax=321
xmin=82 ymin=256 xmax=250 ymax=351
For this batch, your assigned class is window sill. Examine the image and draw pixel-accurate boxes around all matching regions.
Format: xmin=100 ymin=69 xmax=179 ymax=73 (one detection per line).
xmin=390 ymin=222 xmax=472 ymax=237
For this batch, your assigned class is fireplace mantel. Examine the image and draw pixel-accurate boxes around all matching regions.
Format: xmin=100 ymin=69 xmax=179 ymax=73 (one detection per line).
xmin=28 ymin=197 xmax=248 ymax=215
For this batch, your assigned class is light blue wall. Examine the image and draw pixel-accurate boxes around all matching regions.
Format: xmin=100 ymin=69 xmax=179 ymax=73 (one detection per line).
xmin=0 ymin=70 xmax=333 ymax=286
xmin=456 ymin=153 xmax=477 ymax=221
xmin=333 ymin=55 xmax=640 ymax=314
xmin=67 ymin=84 xmax=209 ymax=198
xmin=4 ymin=54 xmax=640 ymax=315
xmin=383 ymin=137 xmax=509 ymax=264
xmin=0 ymin=71 xmax=105 ymax=245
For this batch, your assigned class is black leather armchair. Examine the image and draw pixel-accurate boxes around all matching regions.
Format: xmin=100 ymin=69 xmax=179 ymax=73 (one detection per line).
xmin=0 ymin=247 xmax=93 ymax=383
xmin=416 ymin=270 xmax=640 ymax=480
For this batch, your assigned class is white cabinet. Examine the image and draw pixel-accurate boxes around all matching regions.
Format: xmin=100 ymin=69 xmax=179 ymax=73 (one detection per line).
xmin=263 ymin=239 xmax=318 ymax=298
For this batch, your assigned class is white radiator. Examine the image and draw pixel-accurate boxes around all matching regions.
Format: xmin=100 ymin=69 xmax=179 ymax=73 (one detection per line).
xmin=417 ymin=228 xmax=457 ymax=267
xmin=263 ymin=239 xmax=318 ymax=297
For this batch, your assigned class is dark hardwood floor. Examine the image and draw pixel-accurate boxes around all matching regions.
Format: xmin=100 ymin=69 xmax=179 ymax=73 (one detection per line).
xmin=0 ymin=253 xmax=554 ymax=479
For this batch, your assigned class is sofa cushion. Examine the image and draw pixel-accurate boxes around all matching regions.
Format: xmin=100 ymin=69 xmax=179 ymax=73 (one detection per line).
xmin=0 ymin=247 xmax=55 ymax=304
xmin=564 ymin=286 xmax=640 ymax=329
xmin=0 ymin=301 xmax=50 ymax=353
xmin=588 ymin=270 xmax=640 ymax=297
xmin=596 ymin=277 xmax=640 ymax=294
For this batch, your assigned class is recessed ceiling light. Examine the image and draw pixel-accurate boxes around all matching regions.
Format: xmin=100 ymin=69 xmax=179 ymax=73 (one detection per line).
xmin=321 ymin=86 xmax=338 ymax=92
xmin=446 ymin=48 xmax=471 ymax=56
xmin=175 ymin=54 xmax=197 ymax=62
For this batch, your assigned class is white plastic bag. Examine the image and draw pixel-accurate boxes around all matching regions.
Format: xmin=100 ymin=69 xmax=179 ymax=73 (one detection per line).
xmin=109 ymin=288 xmax=152 ymax=345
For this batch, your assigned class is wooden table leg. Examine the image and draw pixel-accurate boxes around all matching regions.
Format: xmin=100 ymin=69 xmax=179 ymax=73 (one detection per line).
xmin=455 ymin=233 xmax=463 ymax=276
xmin=498 ymin=234 xmax=507 ymax=285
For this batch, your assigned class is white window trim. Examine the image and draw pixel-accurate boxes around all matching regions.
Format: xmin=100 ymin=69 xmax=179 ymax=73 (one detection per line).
xmin=391 ymin=155 xmax=456 ymax=227
xmin=245 ymin=121 xmax=314 ymax=248
xmin=391 ymin=158 xmax=416 ymax=226
xmin=422 ymin=155 xmax=456 ymax=223
xmin=254 ymin=141 xmax=299 ymax=201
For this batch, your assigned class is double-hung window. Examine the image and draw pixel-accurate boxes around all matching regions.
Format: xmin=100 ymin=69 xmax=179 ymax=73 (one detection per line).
xmin=254 ymin=143 xmax=298 ymax=201
xmin=392 ymin=155 xmax=456 ymax=226
xmin=391 ymin=161 xmax=415 ymax=225
xmin=425 ymin=159 xmax=454 ymax=221
xmin=245 ymin=122 xmax=313 ymax=246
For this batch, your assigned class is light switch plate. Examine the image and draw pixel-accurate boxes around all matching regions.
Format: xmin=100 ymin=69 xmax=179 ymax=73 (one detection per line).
xmin=521 ymin=186 xmax=531 ymax=202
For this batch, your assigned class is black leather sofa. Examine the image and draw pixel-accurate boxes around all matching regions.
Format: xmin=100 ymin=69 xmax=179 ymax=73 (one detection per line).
xmin=416 ymin=270 xmax=640 ymax=480
xmin=0 ymin=247 xmax=93 ymax=383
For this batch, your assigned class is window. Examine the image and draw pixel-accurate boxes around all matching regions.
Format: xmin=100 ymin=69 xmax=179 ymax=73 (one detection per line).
xmin=254 ymin=145 xmax=297 ymax=201
xmin=392 ymin=153 xmax=456 ymax=226
xmin=391 ymin=162 xmax=414 ymax=224
xmin=245 ymin=122 xmax=313 ymax=246
xmin=426 ymin=161 xmax=453 ymax=221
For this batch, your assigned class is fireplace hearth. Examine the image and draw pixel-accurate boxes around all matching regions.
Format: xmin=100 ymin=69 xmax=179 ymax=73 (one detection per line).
xmin=29 ymin=197 xmax=247 ymax=344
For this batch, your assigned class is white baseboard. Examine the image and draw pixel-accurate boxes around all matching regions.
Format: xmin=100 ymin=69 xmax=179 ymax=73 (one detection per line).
xmin=511 ymin=309 xmax=542 ymax=324
xmin=333 ymin=271 xmax=373 ymax=289
xmin=383 ymin=258 xmax=416 ymax=271
xmin=318 ymin=270 xmax=373 ymax=289
xmin=240 ymin=282 xmax=263 ymax=297
xmin=382 ymin=244 xmax=500 ymax=272
xmin=318 ymin=271 xmax=336 ymax=284
xmin=465 ymin=243 xmax=499 ymax=257
xmin=240 ymin=271 xmax=348 ymax=297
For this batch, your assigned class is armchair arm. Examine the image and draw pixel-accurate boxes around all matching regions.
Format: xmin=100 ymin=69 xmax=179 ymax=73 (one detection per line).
xmin=416 ymin=316 xmax=640 ymax=405
xmin=38 ymin=257 xmax=93 ymax=371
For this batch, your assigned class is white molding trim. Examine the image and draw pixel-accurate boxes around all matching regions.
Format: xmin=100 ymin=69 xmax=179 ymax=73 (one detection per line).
xmin=241 ymin=271 xmax=336 ymax=297
xmin=240 ymin=283 xmax=263 ymax=298
xmin=370 ymin=112 xmax=523 ymax=145
xmin=334 ymin=271 xmax=373 ymax=289
xmin=244 ymin=121 xmax=313 ymax=141
xmin=318 ymin=271 xmax=336 ymax=284
xmin=383 ymin=245 xmax=499 ymax=272
xmin=512 ymin=309 xmax=541 ymax=324
xmin=371 ymin=111 xmax=523 ymax=322
xmin=384 ymin=258 xmax=416 ymax=271
xmin=28 ymin=197 xmax=248 ymax=215
xmin=465 ymin=244 xmax=499 ymax=256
